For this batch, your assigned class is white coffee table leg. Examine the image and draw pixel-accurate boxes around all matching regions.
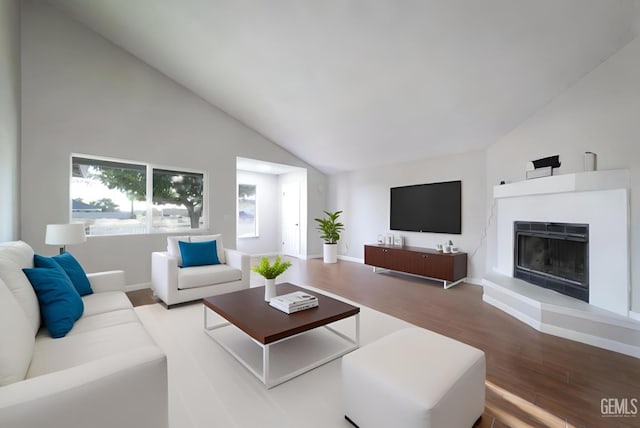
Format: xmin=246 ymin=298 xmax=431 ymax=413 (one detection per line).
xmin=263 ymin=343 xmax=270 ymax=387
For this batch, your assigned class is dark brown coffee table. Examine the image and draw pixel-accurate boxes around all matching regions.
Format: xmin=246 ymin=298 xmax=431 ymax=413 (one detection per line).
xmin=203 ymin=283 xmax=360 ymax=388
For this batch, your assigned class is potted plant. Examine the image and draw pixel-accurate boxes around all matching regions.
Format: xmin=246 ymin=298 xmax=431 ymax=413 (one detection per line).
xmin=252 ymin=256 xmax=292 ymax=301
xmin=314 ymin=210 xmax=344 ymax=263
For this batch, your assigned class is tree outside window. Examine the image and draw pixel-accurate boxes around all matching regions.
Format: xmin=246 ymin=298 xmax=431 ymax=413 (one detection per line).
xmin=153 ymin=169 xmax=204 ymax=229
xmin=71 ymin=156 xmax=206 ymax=236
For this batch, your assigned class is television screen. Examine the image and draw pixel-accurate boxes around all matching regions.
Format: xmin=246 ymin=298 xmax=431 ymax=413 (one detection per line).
xmin=390 ymin=180 xmax=461 ymax=234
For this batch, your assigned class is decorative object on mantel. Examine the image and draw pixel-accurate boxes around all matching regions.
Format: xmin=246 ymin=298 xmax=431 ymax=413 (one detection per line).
xmin=525 ymin=155 xmax=561 ymax=180
xmin=584 ymin=152 xmax=597 ymax=171
xmin=393 ymin=235 xmax=404 ymax=247
xmin=532 ymin=154 xmax=561 ymax=169
xmin=526 ymin=166 xmax=552 ymax=180
xmin=251 ymin=256 xmax=292 ymax=302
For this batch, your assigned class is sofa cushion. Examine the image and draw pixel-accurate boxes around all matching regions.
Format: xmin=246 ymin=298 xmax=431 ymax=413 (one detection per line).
xmin=167 ymin=235 xmax=190 ymax=267
xmin=179 ymin=240 xmax=220 ymax=267
xmin=23 ymin=266 xmax=84 ymax=338
xmin=82 ymin=291 xmax=133 ymax=317
xmin=191 ymin=234 xmax=225 ymax=264
xmin=66 ymin=309 xmax=141 ymax=336
xmin=0 ymin=278 xmax=35 ymax=386
xmin=0 ymin=256 xmax=40 ymax=336
xmin=27 ymin=322 xmax=156 ymax=378
xmin=177 ymin=264 xmax=242 ymax=289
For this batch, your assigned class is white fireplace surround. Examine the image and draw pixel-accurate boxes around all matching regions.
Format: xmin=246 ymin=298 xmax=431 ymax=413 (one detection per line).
xmin=483 ymin=169 xmax=640 ymax=357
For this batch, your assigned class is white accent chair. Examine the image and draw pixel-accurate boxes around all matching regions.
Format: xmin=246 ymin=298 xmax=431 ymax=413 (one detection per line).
xmin=151 ymin=234 xmax=250 ymax=308
xmin=342 ymin=327 xmax=486 ymax=428
xmin=0 ymin=241 xmax=168 ymax=428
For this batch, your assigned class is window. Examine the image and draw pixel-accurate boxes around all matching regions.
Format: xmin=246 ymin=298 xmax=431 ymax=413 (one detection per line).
xmin=71 ymin=155 xmax=207 ymax=236
xmin=237 ymin=183 xmax=257 ymax=238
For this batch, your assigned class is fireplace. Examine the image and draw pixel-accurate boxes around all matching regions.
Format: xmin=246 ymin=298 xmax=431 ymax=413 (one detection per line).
xmin=513 ymin=221 xmax=589 ymax=302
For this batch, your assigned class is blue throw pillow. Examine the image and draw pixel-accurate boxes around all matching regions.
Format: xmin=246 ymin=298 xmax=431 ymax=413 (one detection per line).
xmin=23 ymin=266 xmax=84 ymax=338
xmin=54 ymin=253 xmax=93 ymax=296
xmin=179 ymin=240 xmax=220 ymax=268
xmin=34 ymin=253 xmax=93 ymax=296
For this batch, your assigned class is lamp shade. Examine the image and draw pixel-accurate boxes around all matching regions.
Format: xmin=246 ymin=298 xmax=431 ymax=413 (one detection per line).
xmin=45 ymin=223 xmax=86 ymax=246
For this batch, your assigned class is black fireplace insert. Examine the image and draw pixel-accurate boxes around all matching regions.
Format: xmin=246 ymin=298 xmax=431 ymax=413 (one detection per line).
xmin=514 ymin=221 xmax=589 ymax=302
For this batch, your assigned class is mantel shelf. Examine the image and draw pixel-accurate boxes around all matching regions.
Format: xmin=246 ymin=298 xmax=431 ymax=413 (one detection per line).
xmin=493 ymin=169 xmax=629 ymax=199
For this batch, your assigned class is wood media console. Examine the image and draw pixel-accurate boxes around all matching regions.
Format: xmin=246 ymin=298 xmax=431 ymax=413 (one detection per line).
xmin=364 ymin=244 xmax=467 ymax=289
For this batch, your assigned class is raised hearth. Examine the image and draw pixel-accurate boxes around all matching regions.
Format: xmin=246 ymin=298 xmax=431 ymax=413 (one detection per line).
xmin=483 ymin=271 xmax=640 ymax=358
xmin=484 ymin=169 xmax=639 ymax=357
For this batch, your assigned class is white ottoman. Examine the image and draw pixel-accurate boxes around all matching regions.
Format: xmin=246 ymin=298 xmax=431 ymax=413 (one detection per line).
xmin=342 ymin=327 xmax=485 ymax=428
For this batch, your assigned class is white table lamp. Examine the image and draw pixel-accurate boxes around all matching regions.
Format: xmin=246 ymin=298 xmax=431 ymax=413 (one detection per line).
xmin=45 ymin=223 xmax=87 ymax=254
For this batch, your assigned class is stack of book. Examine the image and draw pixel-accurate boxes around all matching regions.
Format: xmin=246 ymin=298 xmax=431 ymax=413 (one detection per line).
xmin=269 ymin=291 xmax=319 ymax=314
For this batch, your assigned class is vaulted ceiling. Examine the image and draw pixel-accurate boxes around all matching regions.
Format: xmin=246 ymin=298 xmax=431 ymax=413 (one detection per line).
xmin=48 ymin=0 xmax=640 ymax=174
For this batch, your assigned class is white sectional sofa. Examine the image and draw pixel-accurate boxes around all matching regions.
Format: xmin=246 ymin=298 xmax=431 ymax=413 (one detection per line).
xmin=0 ymin=241 xmax=168 ymax=428
xmin=152 ymin=234 xmax=250 ymax=307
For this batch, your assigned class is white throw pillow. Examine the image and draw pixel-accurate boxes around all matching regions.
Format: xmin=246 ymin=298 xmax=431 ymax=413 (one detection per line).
xmin=0 ymin=259 xmax=41 ymax=335
xmin=167 ymin=236 xmax=191 ymax=267
xmin=0 ymin=240 xmax=34 ymax=268
xmin=190 ymin=234 xmax=225 ymax=264
xmin=0 ymin=241 xmax=40 ymax=335
xmin=0 ymin=278 xmax=35 ymax=386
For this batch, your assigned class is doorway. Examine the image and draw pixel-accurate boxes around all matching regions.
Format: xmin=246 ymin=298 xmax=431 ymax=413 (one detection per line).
xmin=236 ymin=157 xmax=306 ymax=257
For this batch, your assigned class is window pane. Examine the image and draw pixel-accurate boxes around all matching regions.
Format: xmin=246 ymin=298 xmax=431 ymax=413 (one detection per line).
xmin=238 ymin=184 xmax=257 ymax=238
xmin=152 ymin=169 xmax=205 ymax=232
xmin=71 ymin=157 xmax=148 ymax=236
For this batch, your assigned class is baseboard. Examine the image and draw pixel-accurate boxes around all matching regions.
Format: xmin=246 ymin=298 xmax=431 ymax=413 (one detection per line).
xmin=465 ymin=277 xmax=484 ymax=286
xmin=630 ymin=310 xmax=640 ymax=321
xmin=125 ymin=282 xmax=151 ymax=292
xmin=338 ymin=255 xmax=363 ymax=263
xmin=250 ymin=252 xmax=282 ymax=259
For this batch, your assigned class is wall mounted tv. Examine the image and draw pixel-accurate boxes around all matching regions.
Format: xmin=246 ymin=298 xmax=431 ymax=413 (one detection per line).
xmin=390 ymin=180 xmax=461 ymax=234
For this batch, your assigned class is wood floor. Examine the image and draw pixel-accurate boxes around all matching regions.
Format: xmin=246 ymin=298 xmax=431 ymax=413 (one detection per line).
xmin=128 ymin=258 xmax=640 ymax=428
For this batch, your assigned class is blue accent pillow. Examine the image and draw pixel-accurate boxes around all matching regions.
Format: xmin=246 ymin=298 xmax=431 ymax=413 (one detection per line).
xmin=178 ymin=240 xmax=220 ymax=268
xmin=34 ymin=253 xmax=93 ymax=296
xmin=23 ymin=266 xmax=84 ymax=338
xmin=53 ymin=253 xmax=93 ymax=296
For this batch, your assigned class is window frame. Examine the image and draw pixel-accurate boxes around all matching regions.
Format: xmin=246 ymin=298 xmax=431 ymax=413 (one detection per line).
xmin=237 ymin=182 xmax=258 ymax=239
xmin=70 ymin=153 xmax=209 ymax=236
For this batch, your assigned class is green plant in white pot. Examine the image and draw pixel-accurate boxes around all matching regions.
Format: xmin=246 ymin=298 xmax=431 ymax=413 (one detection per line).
xmin=314 ymin=210 xmax=344 ymax=263
xmin=252 ymin=256 xmax=292 ymax=301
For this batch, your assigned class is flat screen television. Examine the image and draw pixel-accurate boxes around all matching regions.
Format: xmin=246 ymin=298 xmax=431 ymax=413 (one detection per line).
xmin=390 ymin=180 xmax=461 ymax=234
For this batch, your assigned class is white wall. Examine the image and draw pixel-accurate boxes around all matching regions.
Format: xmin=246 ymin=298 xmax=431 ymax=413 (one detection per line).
xmin=20 ymin=0 xmax=327 ymax=286
xmin=236 ymin=171 xmax=279 ymax=255
xmin=0 ymin=0 xmax=20 ymax=242
xmin=486 ymin=35 xmax=640 ymax=312
xmin=329 ymin=150 xmax=487 ymax=282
